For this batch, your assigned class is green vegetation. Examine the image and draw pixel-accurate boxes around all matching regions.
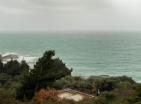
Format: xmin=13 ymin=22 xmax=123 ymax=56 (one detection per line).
xmin=16 ymin=50 xmax=72 ymax=100
xmin=0 ymin=50 xmax=141 ymax=104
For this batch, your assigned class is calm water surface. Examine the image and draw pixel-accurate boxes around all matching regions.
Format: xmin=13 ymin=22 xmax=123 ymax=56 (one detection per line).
xmin=0 ymin=32 xmax=141 ymax=82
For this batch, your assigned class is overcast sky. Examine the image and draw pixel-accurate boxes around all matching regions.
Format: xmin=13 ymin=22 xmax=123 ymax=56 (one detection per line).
xmin=0 ymin=0 xmax=141 ymax=32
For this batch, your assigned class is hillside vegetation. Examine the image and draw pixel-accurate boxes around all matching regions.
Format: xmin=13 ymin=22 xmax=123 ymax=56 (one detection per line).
xmin=0 ymin=50 xmax=141 ymax=104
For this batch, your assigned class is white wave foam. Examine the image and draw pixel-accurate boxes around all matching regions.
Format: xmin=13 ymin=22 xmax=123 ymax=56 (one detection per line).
xmin=18 ymin=56 xmax=38 ymax=63
xmin=1 ymin=52 xmax=38 ymax=66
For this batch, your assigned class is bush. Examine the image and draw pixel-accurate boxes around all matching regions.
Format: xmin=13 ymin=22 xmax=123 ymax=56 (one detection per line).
xmin=0 ymin=73 xmax=11 ymax=86
xmin=16 ymin=50 xmax=72 ymax=100
xmin=0 ymin=88 xmax=19 ymax=104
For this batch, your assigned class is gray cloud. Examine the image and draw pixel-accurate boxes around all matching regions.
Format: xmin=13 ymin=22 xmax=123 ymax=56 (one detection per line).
xmin=0 ymin=0 xmax=141 ymax=31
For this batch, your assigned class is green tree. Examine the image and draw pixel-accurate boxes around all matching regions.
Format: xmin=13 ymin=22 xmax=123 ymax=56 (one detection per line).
xmin=0 ymin=59 xmax=3 ymax=73
xmin=20 ymin=60 xmax=29 ymax=75
xmin=17 ymin=50 xmax=72 ymax=100
xmin=0 ymin=73 xmax=10 ymax=86
xmin=4 ymin=60 xmax=21 ymax=76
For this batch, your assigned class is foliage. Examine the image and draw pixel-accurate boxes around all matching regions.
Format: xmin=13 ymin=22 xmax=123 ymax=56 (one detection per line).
xmin=0 ymin=59 xmax=3 ymax=73
xmin=0 ymin=50 xmax=141 ymax=104
xmin=20 ymin=60 xmax=30 ymax=75
xmin=4 ymin=60 xmax=21 ymax=76
xmin=0 ymin=88 xmax=18 ymax=104
xmin=16 ymin=50 xmax=72 ymax=100
xmin=0 ymin=60 xmax=29 ymax=77
xmin=0 ymin=73 xmax=11 ymax=86
xmin=36 ymin=89 xmax=58 ymax=104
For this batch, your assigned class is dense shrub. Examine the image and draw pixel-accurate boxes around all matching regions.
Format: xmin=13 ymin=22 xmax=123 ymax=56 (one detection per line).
xmin=0 ymin=73 xmax=11 ymax=86
xmin=0 ymin=88 xmax=19 ymax=104
xmin=16 ymin=50 xmax=72 ymax=100
xmin=0 ymin=50 xmax=140 ymax=104
xmin=0 ymin=59 xmax=3 ymax=73
xmin=36 ymin=89 xmax=58 ymax=104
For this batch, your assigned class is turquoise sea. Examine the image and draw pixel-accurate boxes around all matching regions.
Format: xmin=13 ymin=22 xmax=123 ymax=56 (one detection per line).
xmin=0 ymin=32 xmax=141 ymax=82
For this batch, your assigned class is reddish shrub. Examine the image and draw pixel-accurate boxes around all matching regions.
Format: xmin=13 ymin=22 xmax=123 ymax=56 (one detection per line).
xmin=36 ymin=89 xmax=58 ymax=104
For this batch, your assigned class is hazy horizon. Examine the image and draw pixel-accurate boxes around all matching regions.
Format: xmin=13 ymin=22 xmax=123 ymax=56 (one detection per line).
xmin=0 ymin=0 xmax=141 ymax=32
